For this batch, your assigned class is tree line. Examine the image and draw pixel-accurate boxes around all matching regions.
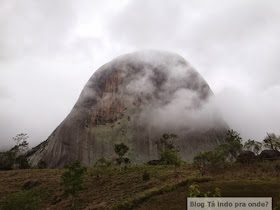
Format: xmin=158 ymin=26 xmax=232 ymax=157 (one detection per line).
xmin=1 ymin=130 xmax=279 ymax=171
xmin=0 ymin=133 xmax=30 ymax=170
xmin=193 ymin=130 xmax=280 ymax=175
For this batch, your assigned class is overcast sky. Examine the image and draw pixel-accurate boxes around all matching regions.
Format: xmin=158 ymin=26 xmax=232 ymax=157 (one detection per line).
xmin=1 ymin=0 xmax=280 ymax=150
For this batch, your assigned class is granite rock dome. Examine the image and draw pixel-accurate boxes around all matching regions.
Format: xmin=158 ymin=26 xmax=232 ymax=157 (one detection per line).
xmin=29 ymin=51 xmax=228 ymax=168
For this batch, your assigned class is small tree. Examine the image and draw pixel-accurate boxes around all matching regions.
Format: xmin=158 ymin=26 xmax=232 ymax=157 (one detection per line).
xmin=16 ymin=155 xmax=30 ymax=169
xmin=226 ymin=129 xmax=242 ymax=142
xmin=37 ymin=160 xmax=47 ymax=169
xmin=0 ymin=133 xmax=29 ymax=170
xmin=160 ymin=149 xmax=182 ymax=167
xmin=12 ymin=133 xmax=29 ymax=165
xmin=114 ymin=143 xmax=130 ymax=167
xmin=193 ymin=129 xmax=243 ymax=173
xmin=0 ymin=151 xmax=15 ymax=170
xmin=156 ymin=133 xmax=178 ymax=151
xmin=263 ymin=133 xmax=280 ymax=151
xmin=193 ymin=150 xmax=225 ymax=174
xmin=275 ymin=163 xmax=280 ymax=177
xmin=60 ymin=160 xmax=87 ymax=196
xmin=94 ymin=157 xmax=111 ymax=167
xmin=156 ymin=133 xmax=182 ymax=168
xmin=219 ymin=129 xmax=243 ymax=161
xmin=142 ymin=171 xmax=150 ymax=181
xmin=243 ymin=139 xmax=262 ymax=155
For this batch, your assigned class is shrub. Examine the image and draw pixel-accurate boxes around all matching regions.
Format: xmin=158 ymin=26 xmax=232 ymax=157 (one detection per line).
xmin=12 ymin=133 xmax=29 ymax=165
xmin=156 ymin=133 xmax=178 ymax=151
xmin=0 ymin=191 xmax=40 ymax=210
xmin=276 ymin=163 xmax=280 ymax=176
xmin=16 ymin=155 xmax=30 ymax=169
xmin=124 ymin=158 xmax=131 ymax=165
xmin=0 ymin=151 xmax=15 ymax=170
xmin=189 ymin=183 xmax=202 ymax=197
xmin=193 ymin=150 xmax=225 ymax=171
xmin=142 ymin=171 xmax=150 ymax=181
xmin=220 ymin=129 xmax=243 ymax=160
xmin=160 ymin=149 xmax=182 ymax=167
xmin=0 ymin=133 xmax=30 ymax=170
xmin=243 ymin=139 xmax=262 ymax=155
xmin=189 ymin=183 xmax=221 ymax=197
xmin=37 ymin=160 xmax=47 ymax=169
xmin=94 ymin=157 xmax=111 ymax=167
xmin=114 ymin=143 xmax=129 ymax=158
xmin=263 ymin=133 xmax=280 ymax=151
xmin=237 ymin=151 xmax=256 ymax=164
xmin=114 ymin=143 xmax=130 ymax=167
xmin=155 ymin=133 xmax=182 ymax=168
xmin=60 ymin=160 xmax=87 ymax=196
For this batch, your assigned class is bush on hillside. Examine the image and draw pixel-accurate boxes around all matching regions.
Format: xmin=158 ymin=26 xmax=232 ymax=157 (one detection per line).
xmin=60 ymin=160 xmax=87 ymax=196
xmin=94 ymin=157 xmax=111 ymax=167
xmin=37 ymin=160 xmax=47 ymax=169
xmin=0 ymin=191 xmax=40 ymax=210
xmin=160 ymin=149 xmax=182 ymax=167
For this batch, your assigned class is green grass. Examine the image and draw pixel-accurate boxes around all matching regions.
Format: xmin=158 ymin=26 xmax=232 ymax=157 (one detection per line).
xmin=113 ymin=176 xmax=212 ymax=210
xmin=0 ymin=190 xmax=41 ymax=210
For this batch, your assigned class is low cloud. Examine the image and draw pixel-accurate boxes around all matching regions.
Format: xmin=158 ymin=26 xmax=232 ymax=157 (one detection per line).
xmin=1 ymin=0 xmax=280 ymax=149
xmin=216 ymin=86 xmax=280 ymax=141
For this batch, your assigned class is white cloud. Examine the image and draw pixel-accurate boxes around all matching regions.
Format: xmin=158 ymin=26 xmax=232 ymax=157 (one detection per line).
xmin=1 ymin=0 xmax=280 ymax=149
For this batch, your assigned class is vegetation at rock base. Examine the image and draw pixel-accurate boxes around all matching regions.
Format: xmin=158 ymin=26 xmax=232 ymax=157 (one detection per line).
xmin=243 ymin=139 xmax=262 ymax=155
xmin=0 ymin=133 xmax=29 ymax=170
xmin=193 ymin=149 xmax=226 ymax=172
xmin=12 ymin=133 xmax=29 ymax=158
xmin=60 ymin=160 xmax=87 ymax=196
xmin=193 ymin=130 xmax=242 ymax=172
xmin=0 ymin=130 xmax=280 ymax=209
xmin=194 ymin=129 xmax=280 ymax=175
xmin=160 ymin=149 xmax=182 ymax=167
xmin=0 ymin=150 xmax=15 ymax=170
xmin=15 ymin=155 xmax=30 ymax=169
xmin=94 ymin=156 xmax=111 ymax=167
xmin=156 ymin=133 xmax=183 ymax=167
xmin=114 ymin=143 xmax=130 ymax=168
xmin=156 ymin=133 xmax=178 ymax=151
xmin=37 ymin=160 xmax=47 ymax=169
xmin=220 ymin=129 xmax=243 ymax=160
xmin=263 ymin=133 xmax=280 ymax=151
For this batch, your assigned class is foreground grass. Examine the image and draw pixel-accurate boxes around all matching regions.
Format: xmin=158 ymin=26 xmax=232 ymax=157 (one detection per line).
xmin=113 ymin=176 xmax=212 ymax=210
xmin=0 ymin=161 xmax=279 ymax=209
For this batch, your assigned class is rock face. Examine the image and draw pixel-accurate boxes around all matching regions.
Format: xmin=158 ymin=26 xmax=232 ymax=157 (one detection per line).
xmin=29 ymin=51 xmax=229 ymax=168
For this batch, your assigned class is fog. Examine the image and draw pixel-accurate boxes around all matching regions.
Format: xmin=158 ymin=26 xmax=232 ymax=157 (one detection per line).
xmin=113 ymin=51 xmax=225 ymax=132
xmin=1 ymin=0 xmax=280 ymax=150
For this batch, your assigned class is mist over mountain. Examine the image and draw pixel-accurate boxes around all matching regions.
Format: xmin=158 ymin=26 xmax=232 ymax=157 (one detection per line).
xmin=29 ymin=51 xmax=228 ymax=168
xmin=1 ymin=1 xmax=280 ymax=151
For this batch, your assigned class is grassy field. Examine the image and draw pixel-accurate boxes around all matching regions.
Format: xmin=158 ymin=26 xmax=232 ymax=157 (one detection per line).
xmin=0 ymin=161 xmax=279 ymax=209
